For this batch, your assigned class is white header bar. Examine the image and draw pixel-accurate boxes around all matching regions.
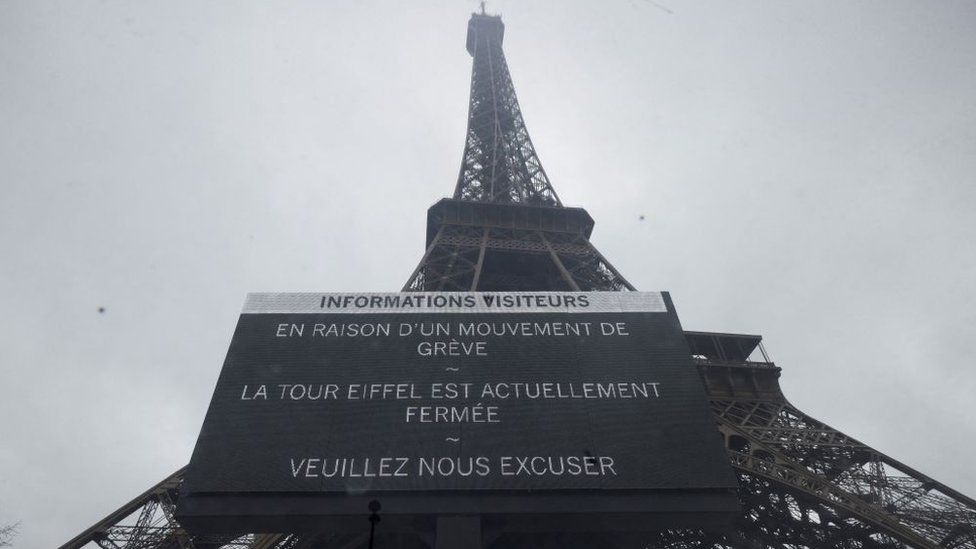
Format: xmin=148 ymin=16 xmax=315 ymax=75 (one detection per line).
xmin=242 ymin=292 xmax=667 ymax=314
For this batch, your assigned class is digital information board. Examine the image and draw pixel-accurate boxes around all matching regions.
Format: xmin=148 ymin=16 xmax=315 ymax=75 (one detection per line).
xmin=178 ymin=292 xmax=738 ymax=533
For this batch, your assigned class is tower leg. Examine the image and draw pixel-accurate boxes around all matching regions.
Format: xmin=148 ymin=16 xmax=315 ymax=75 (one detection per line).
xmin=434 ymin=515 xmax=482 ymax=549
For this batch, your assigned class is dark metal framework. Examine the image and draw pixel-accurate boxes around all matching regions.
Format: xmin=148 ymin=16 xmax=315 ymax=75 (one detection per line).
xmin=454 ymin=13 xmax=560 ymax=206
xmin=62 ymin=9 xmax=975 ymax=549
xmin=402 ymin=199 xmax=634 ymax=292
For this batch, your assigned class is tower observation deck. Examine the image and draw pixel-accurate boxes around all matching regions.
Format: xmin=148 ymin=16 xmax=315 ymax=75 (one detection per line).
xmin=62 ymin=9 xmax=976 ymax=549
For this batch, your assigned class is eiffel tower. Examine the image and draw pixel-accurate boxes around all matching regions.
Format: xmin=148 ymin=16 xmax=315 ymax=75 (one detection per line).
xmin=63 ymin=9 xmax=976 ymax=549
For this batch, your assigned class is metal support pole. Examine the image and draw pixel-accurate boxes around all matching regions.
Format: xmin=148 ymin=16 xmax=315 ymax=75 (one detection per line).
xmin=367 ymin=500 xmax=381 ymax=549
xmin=469 ymin=228 xmax=490 ymax=290
xmin=539 ymin=232 xmax=581 ymax=291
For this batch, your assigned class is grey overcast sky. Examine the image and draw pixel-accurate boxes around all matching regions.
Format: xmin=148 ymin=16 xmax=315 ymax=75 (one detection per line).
xmin=1 ymin=0 xmax=975 ymax=546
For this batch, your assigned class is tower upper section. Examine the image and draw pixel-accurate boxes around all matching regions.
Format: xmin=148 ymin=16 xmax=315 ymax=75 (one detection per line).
xmin=453 ymin=12 xmax=562 ymax=207
xmin=466 ymin=13 xmax=504 ymax=55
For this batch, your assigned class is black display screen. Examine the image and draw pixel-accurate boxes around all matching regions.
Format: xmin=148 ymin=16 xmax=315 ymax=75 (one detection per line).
xmin=182 ymin=292 xmax=736 ymax=509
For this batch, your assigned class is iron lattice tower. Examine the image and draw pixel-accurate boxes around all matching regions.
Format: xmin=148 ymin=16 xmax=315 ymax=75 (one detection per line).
xmin=64 ymin=11 xmax=976 ymax=549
